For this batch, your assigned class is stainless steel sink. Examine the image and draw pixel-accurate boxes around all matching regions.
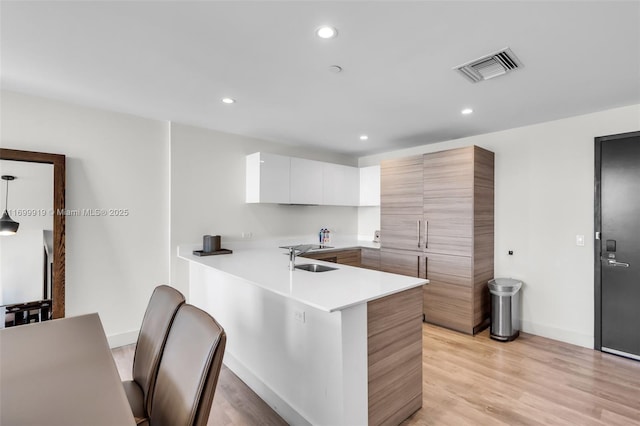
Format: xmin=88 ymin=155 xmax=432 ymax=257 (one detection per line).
xmin=294 ymin=263 xmax=338 ymax=272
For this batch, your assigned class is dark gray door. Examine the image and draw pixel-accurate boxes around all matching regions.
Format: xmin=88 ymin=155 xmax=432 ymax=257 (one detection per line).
xmin=597 ymin=131 xmax=640 ymax=360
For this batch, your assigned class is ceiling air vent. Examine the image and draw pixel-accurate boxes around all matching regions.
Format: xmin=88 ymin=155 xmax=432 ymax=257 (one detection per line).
xmin=454 ymin=47 xmax=523 ymax=83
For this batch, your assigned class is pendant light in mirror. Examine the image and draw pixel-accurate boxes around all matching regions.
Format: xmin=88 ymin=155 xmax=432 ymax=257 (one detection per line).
xmin=1 ymin=175 xmax=19 ymax=236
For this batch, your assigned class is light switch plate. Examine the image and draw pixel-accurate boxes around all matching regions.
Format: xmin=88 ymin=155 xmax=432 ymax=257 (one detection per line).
xmin=576 ymin=235 xmax=585 ymax=246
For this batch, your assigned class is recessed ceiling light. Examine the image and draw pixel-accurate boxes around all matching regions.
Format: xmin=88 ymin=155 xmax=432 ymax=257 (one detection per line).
xmin=461 ymin=108 xmax=473 ymax=115
xmin=360 ymin=135 xmax=369 ymax=141
xmin=222 ymin=98 xmax=235 ymax=104
xmin=316 ymin=26 xmax=338 ymax=39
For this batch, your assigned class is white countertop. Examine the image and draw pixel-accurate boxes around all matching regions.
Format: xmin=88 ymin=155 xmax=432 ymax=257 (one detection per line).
xmin=178 ymin=240 xmax=426 ymax=313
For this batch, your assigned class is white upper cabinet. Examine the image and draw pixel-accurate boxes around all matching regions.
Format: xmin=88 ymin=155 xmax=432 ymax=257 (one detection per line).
xmin=246 ymin=152 xmax=290 ymax=203
xmin=290 ymin=157 xmax=323 ymax=204
xmin=323 ymin=163 xmax=359 ymax=206
xmin=246 ymin=152 xmax=368 ymax=206
xmin=359 ymin=165 xmax=381 ymax=206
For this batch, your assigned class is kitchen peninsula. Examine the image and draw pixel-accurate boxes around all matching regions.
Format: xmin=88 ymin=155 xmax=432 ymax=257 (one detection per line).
xmin=178 ymin=242 xmax=427 ymax=426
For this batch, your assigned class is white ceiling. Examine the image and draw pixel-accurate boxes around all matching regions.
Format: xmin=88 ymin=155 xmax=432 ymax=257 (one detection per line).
xmin=2 ymin=1 xmax=639 ymax=156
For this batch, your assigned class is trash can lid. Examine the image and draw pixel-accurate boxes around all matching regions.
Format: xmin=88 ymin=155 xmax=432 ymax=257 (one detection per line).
xmin=488 ymin=278 xmax=522 ymax=294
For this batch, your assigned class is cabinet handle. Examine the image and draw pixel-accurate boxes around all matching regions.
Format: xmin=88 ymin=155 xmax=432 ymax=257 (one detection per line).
xmin=425 ymin=256 xmax=428 ymax=278
xmin=425 ymin=220 xmax=429 ymax=249
xmin=417 ymin=220 xmax=421 ymax=248
xmin=417 ymin=255 xmax=420 ymax=278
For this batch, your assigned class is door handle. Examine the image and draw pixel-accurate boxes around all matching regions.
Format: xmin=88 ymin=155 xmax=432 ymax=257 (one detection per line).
xmin=425 ymin=256 xmax=428 ymax=278
xmin=424 ymin=220 xmax=429 ymax=249
xmin=606 ymin=259 xmax=630 ymax=268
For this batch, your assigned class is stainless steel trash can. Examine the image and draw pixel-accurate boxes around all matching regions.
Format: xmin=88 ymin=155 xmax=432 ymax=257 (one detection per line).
xmin=488 ymin=278 xmax=523 ymax=342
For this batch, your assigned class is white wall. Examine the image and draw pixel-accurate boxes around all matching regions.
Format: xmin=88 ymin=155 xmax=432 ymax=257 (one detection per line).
xmin=359 ymin=104 xmax=640 ymax=348
xmin=170 ymin=123 xmax=359 ymax=296
xmin=1 ymin=90 xmax=171 ymax=346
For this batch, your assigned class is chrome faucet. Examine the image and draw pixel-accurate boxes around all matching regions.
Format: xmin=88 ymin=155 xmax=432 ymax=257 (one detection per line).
xmin=288 ymin=244 xmax=312 ymax=271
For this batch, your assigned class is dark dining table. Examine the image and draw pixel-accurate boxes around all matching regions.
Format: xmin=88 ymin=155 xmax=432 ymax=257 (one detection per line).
xmin=0 ymin=313 xmax=136 ymax=425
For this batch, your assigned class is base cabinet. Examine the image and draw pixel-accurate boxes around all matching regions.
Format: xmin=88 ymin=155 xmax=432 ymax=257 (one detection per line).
xmin=301 ymin=249 xmax=362 ymax=267
xmin=361 ymin=248 xmax=381 ymax=270
xmin=380 ymin=248 xmax=422 ymax=278
xmin=380 ymin=146 xmax=494 ymax=334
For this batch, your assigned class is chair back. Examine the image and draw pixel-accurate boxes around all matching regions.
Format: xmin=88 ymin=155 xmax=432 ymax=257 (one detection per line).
xmin=149 ymin=304 xmax=226 ymax=426
xmin=132 ymin=285 xmax=185 ymax=412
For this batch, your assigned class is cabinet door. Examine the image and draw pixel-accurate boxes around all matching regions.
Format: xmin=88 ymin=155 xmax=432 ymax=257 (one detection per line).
xmin=290 ymin=157 xmax=323 ymax=204
xmin=423 ymin=253 xmax=473 ymax=333
xmin=336 ymin=249 xmax=361 ymax=266
xmin=381 ymin=155 xmax=423 ymax=215
xmin=361 ymin=248 xmax=380 ymax=270
xmin=423 ymin=147 xmax=474 ymax=199
xmin=323 ymin=163 xmax=359 ymax=206
xmin=381 ymin=155 xmax=423 ymax=250
xmin=301 ymin=249 xmax=361 ymax=266
xmin=246 ymin=152 xmax=290 ymax=203
xmin=380 ymin=214 xmax=422 ymax=251
xmin=423 ymin=197 xmax=473 ymax=256
xmin=359 ymin=165 xmax=380 ymax=206
xmin=380 ymin=249 xmax=421 ymax=278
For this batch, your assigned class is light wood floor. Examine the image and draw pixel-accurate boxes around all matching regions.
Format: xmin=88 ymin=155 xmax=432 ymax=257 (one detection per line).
xmin=113 ymin=324 xmax=640 ymax=425
xmin=111 ymin=344 xmax=287 ymax=425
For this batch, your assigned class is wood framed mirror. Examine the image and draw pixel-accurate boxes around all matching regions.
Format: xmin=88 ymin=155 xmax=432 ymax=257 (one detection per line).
xmin=0 ymin=148 xmax=65 ymax=318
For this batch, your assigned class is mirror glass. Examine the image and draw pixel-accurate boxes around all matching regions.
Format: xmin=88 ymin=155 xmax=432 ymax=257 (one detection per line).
xmin=0 ymin=160 xmax=54 ymax=326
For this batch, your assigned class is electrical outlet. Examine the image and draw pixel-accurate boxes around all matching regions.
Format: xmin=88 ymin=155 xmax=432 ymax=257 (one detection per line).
xmin=241 ymin=232 xmax=253 ymax=239
xmin=293 ymin=310 xmax=305 ymax=323
xmin=576 ymin=234 xmax=585 ymax=246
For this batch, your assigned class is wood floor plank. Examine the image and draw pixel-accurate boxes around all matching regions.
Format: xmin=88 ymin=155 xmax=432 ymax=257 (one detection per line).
xmin=403 ymin=324 xmax=640 ymax=426
xmin=113 ymin=322 xmax=640 ymax=426
xmin=111 ymin=344 xmax=287 ymax=426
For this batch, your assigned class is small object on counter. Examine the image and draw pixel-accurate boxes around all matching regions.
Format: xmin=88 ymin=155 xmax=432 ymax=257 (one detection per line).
xmin=195 ymin=234 xmax=229 ymax=256
xmin=193 ymin=248 xmax=233 ymax=256
xmin=203 ymin=235 xmax=222 ymax=253
xmin=203 ymin=235 xmax=213 ymax=252
xmin=319 ymin=228 xmax=331 ymax=246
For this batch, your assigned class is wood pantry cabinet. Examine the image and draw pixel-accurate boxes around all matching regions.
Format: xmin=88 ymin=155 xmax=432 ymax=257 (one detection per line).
xmin=380 ymin=146 xmax=494 ymax=334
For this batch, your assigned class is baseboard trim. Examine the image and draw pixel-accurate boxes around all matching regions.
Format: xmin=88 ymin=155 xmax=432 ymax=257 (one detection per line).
xmin=602 ymin=347 xmax=640 ymax=361
xmin=107 ymin=329 xmax=139 ymax=349
xmin=223 ymin=352 xmax=312 ymax=426
xmin=521 ymin=320 xmax=593 ymax=349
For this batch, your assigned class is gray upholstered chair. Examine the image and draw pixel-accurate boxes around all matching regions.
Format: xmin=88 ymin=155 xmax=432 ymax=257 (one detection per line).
xmin=122 ymin=285 xmax=185 ymax=425
xmin=145 ymin=304 xmax=227 ymax=426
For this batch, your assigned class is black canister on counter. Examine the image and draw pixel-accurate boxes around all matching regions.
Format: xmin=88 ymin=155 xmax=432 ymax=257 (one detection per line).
xmin=203 ymin=235 xmax=221 ymax=252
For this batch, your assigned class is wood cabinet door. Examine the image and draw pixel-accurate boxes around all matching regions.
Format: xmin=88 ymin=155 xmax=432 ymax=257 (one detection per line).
xmin=302 ymin=249 xmax=361 ymax=266
xmin=423 ymin=253 xmax=473 ymax=333
xmin=361 ymin=248 xmax=381 ymax=270
xmin=380 ymin=214 xmax=422 ymax=251
xmin=423 ymin=197 xmax=473 ymax=256
xmin=381 ymin=155 xmax=423 ymax=216
xmin=336 ymin=249 xmax=361 ymax=266
xmin=380 ymin=249 xmax=421 ymax=278
xmin=423 ymin=147 xmax=474 ymax=199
